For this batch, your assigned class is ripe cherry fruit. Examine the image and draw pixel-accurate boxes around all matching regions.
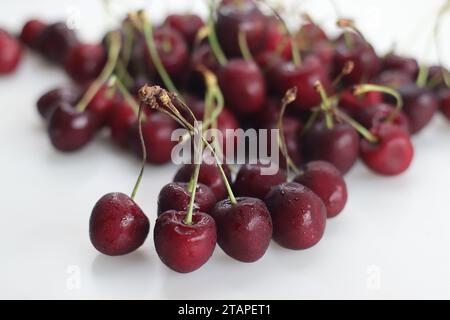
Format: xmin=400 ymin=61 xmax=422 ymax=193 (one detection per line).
xmin=19 ymin=19 xmax=47 ymax=49
xmin=64 ymin=43 xmax=106 ymax=84
xmin=0 ymin=29 xmax=23 ymax=74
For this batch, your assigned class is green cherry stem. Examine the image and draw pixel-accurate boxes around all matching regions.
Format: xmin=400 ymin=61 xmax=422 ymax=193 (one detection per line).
xmin=75 ymin=31 xmax=121 ymax=112
xmin=238 ymin=29 xmax=253 ymax=61
xmin=314 ymin=80 xmax=334 ymax=129
xmin=333 ymin=108 xmax=378 ymax=143
xmin=130 ymin=102 xmax=147 ymax=200
xmin=207 ymin=0 xmax=228 ymax=66
xmin=109 ymin=75 xmax=143 ymax=117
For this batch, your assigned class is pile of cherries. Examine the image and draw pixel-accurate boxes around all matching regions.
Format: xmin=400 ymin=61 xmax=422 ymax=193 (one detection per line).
xmin=1 ymin=0 xmax=449 ymax=273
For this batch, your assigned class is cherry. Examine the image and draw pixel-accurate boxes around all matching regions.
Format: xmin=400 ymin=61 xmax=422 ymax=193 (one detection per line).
xmin=310 ymin=41 xmax=335 ymax=74
xmin=210 ymin=197 xmax=272 ymax=262
xmin=333 ymin=33 xmax=380 ymax=84
xmin=47 ymin=102 xmax=98 ymax=152
xmin=0 ymin=30 xmax=23 ymax=74
xmin=339 ymin=88 xmax=382 ymax=118
xmin=157 ymin=182 xmax=216 ymax=216
xmin=128 ymin=112 xmax=178 ymax=164
xmin=36 ymin=86 xmax=81 ymax=119
xmin=186 ymin=44 xmax=219 ymax=96
xmin=233 ymin=164 xmax=287 ymax=200
xmin=382 ymin=53 xmax=418 ymax=78
xmin=86 ymin=86 xmax=120 ymax=127
xmin=36 ymin=22 xmax=78 ymax=64
xmin=145 ymin=27 xmax=189 ymax=81
xmin=293 ymin=161 xmax=347 ymax=218
xmin=64 ymin=43 xmax=106 ymax=84
xmin=375 ymin=69 xmax=414 ymax=89
xmin=254 ymin=50 xmax=284 ymax=71
xmin=270 ymin=55 xmax=332 ymax=110
xmin=389 ymin=83 xmax=438 ymax=134
xmin=265 ymin=182 xmax=327 ymax=250
xmin=164 ymin=14 xmax=204 ymax=48
xmin=263 ymin=17 xmax=292 ymax=59
xmin=297 ymin=22 xmax=328 ymax=52
xmin=302 ymin=120 xmax=359 ymax=174
xmin=19 ymin=19 xmax=47 ymax=49
xmin=360 ymin=123 xmax=414 ymax=176
xmin=216 ymin=0 xmax=267 ymax=57
xmin=173 ymin=162 xmax=232 ymax=200
xmin=438 ymin=87 xmax=450 ymax=121
xmin=107 ymin=100 xmax=138 ymax=148
xmin=89 ymin=192 xmax=150 ymax=256
xmin=218 ymin=59 xmax=266 ymax=115
xmin=154 ymin=210 xmax=216 ymax=273
xmin=356 ymin=103 xmax=410 ymax=133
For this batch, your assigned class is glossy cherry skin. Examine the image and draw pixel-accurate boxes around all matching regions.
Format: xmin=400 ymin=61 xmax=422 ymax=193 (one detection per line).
xmin=438 ymin=88 xmax=450 ymax=121
xmin=234 ymin=164 xmax=287 ymax=200
xmin=47 ymin=102 xmax=98 ymax=152
xmin=64 ymin=43 xmax=106 ymax=84
xmin=20 ymin=19 xmax=47 ymax=49
xmin=107 ymin=100 xmax=137 ymax=148
xmin=270 ymin=55 xmax=332 ymax=110
xmin=390 ymin=83 xmax=438 ymax=134
xmin=356 ymin=103 xmax=410 ymax=133
xmin=36 ymin=22 xmax=78 ymax=64
xmin=37 ymin=86 xmax=81 ymax=119
xmin=302 ymin=120 xmax=359 ymax=174
xmin=381 ymin=53 xmax=418 ymax=78
xmin=210 ymin=197 xmax=272 ymax=262
xmin=218 ymin=59 xmax=266 ymax=115
xmin=154 ymin=210 xmax=216 ymax=273
xmin=164 ymin=14 xmax=204 ymax=48
xmin=174 ymin=162 xmax=232 ymax=201
xmin=294 ymin=161 xmax=347 ymax=218
xmin=89 ymin=192 xmax=150 ymax=256
xmin=0 ymin=30 xmax=23 ymax=74
xmin=360 ymin=123 xmax=414 ymax=176
xmin=145 ymin=27 xmax=188 ymax=81
xmin=128 ymin=112 xmax=178 ymax=165
xmin=157 ymin=182 xmax=217 ymax=216
xmin=216 ymin=0 xmax=267 ymax=57
xmin=333 ymin=33 xmax=380 ymax=84
xmin=338 ymin=88 xmax=382 ymax=118
xmin=265 ymin=182 xmax=327 ymax=250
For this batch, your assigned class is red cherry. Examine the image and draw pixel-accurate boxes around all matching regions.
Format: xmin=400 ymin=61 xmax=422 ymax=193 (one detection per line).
xmin=381 ymin=53 xmax=418 ymax=78
xmin=89 ymin=192 xmax=150 ymax=256
xmin=297 ymin=22 xmax=328 ymax=51
xmin=164 ymin=14 xmax=204 ymax=48
xmin=339 ymin=88 xmax=382 ymax=118
xmin=294 ymin=161 xmax=347 ymax=218
xmin=36 ymin=86 xmax=81 ymax=119
xmin=263 ymin=17 xmax=292 ymax=59
xmin=86 ymin=86 xmax=120 ymax=127
xmin=154 ymin=210 xmax=216 ymax=273
xmin=36 ymin=22 xmax=78 ymax=64
xmin=186 ymin=44 xmax=220 ymax=96
xmin=438 ymin=88 xmax=450 ymax=121
xmin=0 ymin=29 xmax=23 ymax=74
xmin=107 ymin=100 xmax=138 ymax=148
xmin=356 ymin=103 xmax=410 ymax=133
xmin=64 ymin=43 xmax=106 ymax=84
xmin=265 ymin=182 xmax=327 ymax=250
xmin=360 ymin=123 xmax=414 ymax=176
xmin=376 ymin=69 xmax=415 ymax=89
xmin=20 ymin=19 xmax=47 ymax=49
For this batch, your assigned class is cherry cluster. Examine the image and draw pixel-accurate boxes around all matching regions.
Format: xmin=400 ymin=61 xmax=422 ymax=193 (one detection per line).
xmin=1 ymin=0 xmax=449 ymax=272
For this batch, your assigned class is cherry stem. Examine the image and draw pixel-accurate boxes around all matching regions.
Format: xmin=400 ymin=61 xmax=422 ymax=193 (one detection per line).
xmin=139 ymin=11 xmax=179 ymax=95
xmin=301 ymin=108 xmax=320 ymax=137
xmin=238 ymin=29 xmax=253 ymax=61
xmin=207 ymin=0 xmax=228 ymax=66
xmin=353 ymin=84 xmax=403 ymax=122
xmin=332 ymin=61 xmax=354 ymax=87
xmin=278 ymin=88 xmax=300 ymax=177
xmin=334 ymin=108 xmax=378 ymax=143
xmin=121 ymin=20 xmax=135 ymax=67
xmin=314 ymin=80 xmax=333 ymax=129
xmin=130 ymin=102 xmax=147 ymax=200
xmin=109 ymin=75 xmax=143 ymax=117
xmin=416 ymin=64 xmax=429 ymax=88
xmin=75 ymin=31 xmax=121 ymax=113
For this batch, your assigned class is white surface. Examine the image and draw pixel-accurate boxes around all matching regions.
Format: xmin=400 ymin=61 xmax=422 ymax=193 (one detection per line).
xmin=1 ymin=0 xmax=450 ymax=300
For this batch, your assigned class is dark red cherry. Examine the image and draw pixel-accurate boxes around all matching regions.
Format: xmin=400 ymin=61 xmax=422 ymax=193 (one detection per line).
xmin=87 ymin=86 xmax=120 ymax=127
xmin=154 ymin=210 xmax=216 ymax=273
xmin=216 ymin=0 xmax=267 ymax=57
xmin=36 ymin=22 xmax=78 ymax=64
xmin=20 ymin=19 xmax=47 ymax=49
xmin=107 ymin=100 xmax=137 ymax=148
xmin=339 ymin=88 xmax=382 ymax=118
xmin=218 ymin=59 xmax=266 ymax=115
xmin=128 ymin=112 xmax=178 ymax=165
xmin=0 ymin=30 xmax=23 ymax=74
xmin=64 ymin=43 xmax=106 ymax=84
xmin=360 ymin=123 xmax=414 ymax=176
xmin=310 ymin=41 xmax=335 ymax=74
xmin=164 ymin=14 xmax=204 ymax=48
xmin=157 ymin=182 xmax=216 ymax=216
xmin=302 ymin=120 xmax=359 ymax=174
xmin=47 ymin=102 xmax=97 ymax=152
xmin=270 ymin=55 xmax=332 ymax=110
xmin=89 ymin=192 xmax=150 ymax=256
xmin=381 ymin=53 xmax=418 ymax=77
xmin=234 ymin=164 xmax=287 ymax=200
xmin=356 ymin=103 xmax=410 ymax=133
xmin=438 ymin=87 xmax=450 ymax=121
xmin=174 ymin=162 xmax=232 ymax=200
xmin=294 ymin=161 xmax=347 ymax=218
xmin=210 ymin=197 xmax=272 ymax=262
xmin=254 ymin=50 xmax=284 ymax=71
xmin=376 ymin=69 xmax=415 ymax=89
xmin=389 ymin=83 xmax=438 ymax=134
xmin=265 ymin=182 xmax=326 ymax=250
xmin=37 ymin=86 xmax=81 ymax=119
xmin=333 ymin=33 xmax=380 ymax=84
xmin=186 ymin=44 xmax=220 ymax=96
xmin=297 ymin=22 xmax=328 ymax=51
xmin=145 ymin=27 xmax=188 ymax=81
xmin=263 ymin=17 xmax=292 ymax=59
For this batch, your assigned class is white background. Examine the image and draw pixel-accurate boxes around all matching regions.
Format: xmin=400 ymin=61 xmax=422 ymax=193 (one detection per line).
xmin=1 ymin=0 xmax=450 ymax=299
